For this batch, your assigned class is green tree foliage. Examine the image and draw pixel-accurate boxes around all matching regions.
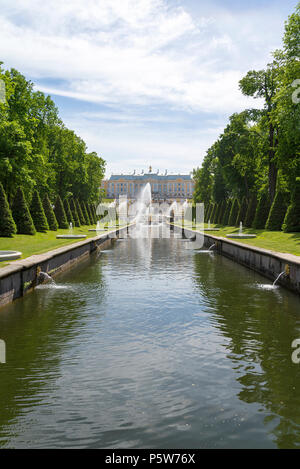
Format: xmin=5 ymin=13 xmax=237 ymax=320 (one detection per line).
xmin=54 ymin=195 xmax=68 ymax=229
xmin=69 ymin=199 xmax=80 ymax=227
xmin=244 ymin=194 xmax=257 ymax=228
xmin=81 ymin=201 xmax=91 ymax=225
xmin=0 ymin=182 xmax=16 ymax=237
xmin=0 ymin=63 xmax=105 ymax=205
xmin=228 ymin=199 xmax=240 ymax=226
xmin=217 ymin=200 xmax=226 ymax=224
xmin=252 ymin=192 xmax=271 ymax=229
xmin=87 ymin=203 xmax=96 ymax=225
xmin=12 ymin=187 xmax=36 ymax=235
xmin=43 ymin=194 xmax=58 ymax=231
xmin=63 ymin=198 xmax=74 ymax=227
xmin=30 ymin=190 xmax=49 ymax=232
xmin=282 ymin=178 xmax=300 ymax=232
xmin=265 ymin=189 xmax=289 ymax=231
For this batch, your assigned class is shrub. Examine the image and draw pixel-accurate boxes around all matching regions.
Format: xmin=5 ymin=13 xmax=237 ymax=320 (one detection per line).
xmin=282 ymin=178 xmax=300 ymax=232
xmin=0 ymin=182 xmax=17 ymax=237
xmin=265 ymin=190 xmax=289 ymax=231
xmin=76 ymin=199 xmax=85 ymax=225
xmin=54 ymin=195 xmax=68 ymax=229
xmin=236 ymin=197 xmax=248 ymax=226
xmin=228 ymin=198 xmax=240 ymax=226
xmin=69 ymin=199 xmax=80 ymax=227
xmin=30 ymin=190 xmax=49 ymax=232
xmin=43 ymin=195 xmax=58 ymax=231
xmin=12 ymin=187 xmax=36 ymax=235
xmin=63 ymin=198 xmax=74 ymax=226
xmin=252 ymin=192 xmax=271 ymax=229
xmin=87 ymin=203 xmax=96 ymax=225
xmin=244 ymin=194 xmax=257 ymax=228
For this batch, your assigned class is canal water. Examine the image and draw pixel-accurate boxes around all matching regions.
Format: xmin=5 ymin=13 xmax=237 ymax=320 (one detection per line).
xmin=0 ymin=236 xmax=300 ymax=448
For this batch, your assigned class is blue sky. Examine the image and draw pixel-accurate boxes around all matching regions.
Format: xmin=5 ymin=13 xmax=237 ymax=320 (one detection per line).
xmin=0 ymin=0 xmax=298 ymax=177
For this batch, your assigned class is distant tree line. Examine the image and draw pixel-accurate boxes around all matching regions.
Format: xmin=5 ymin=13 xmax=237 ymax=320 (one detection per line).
xmin=193 ymin=4 xmax=300 ymax=233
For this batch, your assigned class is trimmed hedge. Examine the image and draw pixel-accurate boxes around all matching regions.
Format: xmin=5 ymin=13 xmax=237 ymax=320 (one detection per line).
xmin=282 ymin=178 xmax=300 ymax=232
xmin=244 ymin=194 xmax=257 ymax=228
xmin=208 ymin=203 xmax=216 ymax=224
xmin=0 ymin=182 xmax=16 ymax=237
xmin=43 ymin=195 xmax=58 ymax=231
xmin=81 ymin=201 xmax=91 ymax=225
xmin=265 ymin=190 xmax=289 ymax=231
xmin=30 ymin=190 xmax=49 ymax=232
xmin=252 ymin=192 xmax=271 ymax=229
xmin=228 ymin=198 xmax=240 ymax=226
xmin=12 ymin=187 xmax=36 ymax=235
xmin=217 ymin=200 xmax=226 ymax=224
xmin=54 ymin=195 xmax=68 ymax=229
xmin=87 ymin=203 xmax=96 ymax=225
xmin=236 ymin=196 xmax=248 ymax=226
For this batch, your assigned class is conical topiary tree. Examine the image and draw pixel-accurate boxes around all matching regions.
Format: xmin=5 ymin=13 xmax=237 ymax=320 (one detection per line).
xmin=222 ymin=200 xmax=232 ymax=225
xmin=12 ymin=187 xmax=36 ymax=235
xmin=69 ymin=199 xmax=80 ymax=227
xmin=76 ymin=199 xmax=85 ymax=225
xmin=209 ymin=203 xmax=216 ymax=224
xmin=265 ymin=189 xmax=289 ymax=231
xmin=43 ymin=195 xmax=58 ymax=231
xmin=252 ymin=192 xmax=271 ymax=230
xmin=236 ymin=196 xmax=248 ymax=226
xmin=63 ymin=198 xmax=74 ymax=227
xmin=228 ymin=198 xmax=240 ymax=226
xmin=54 ymin=195 xmax=68 ymax=229
xmin=81 ymin=201 xmax=91 ymax=225
xmin=87 ymin=203 xmax=95 ymax=225
xmin=30 ymin=190 xmax=49 ymax=232
xmin=244 ymin=194 xmax=257 ymax=228
xmin=0 ymin=182 xmax=17 ymax=237
xmin=217 ymin=200 xmax=226 ymax=224
xmin=282 ymin=178 xmax=300 ymax=233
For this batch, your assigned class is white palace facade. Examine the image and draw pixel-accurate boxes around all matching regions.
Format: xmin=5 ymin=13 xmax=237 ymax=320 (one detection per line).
xmin=101 ymin=167 xmax=195 ymax=201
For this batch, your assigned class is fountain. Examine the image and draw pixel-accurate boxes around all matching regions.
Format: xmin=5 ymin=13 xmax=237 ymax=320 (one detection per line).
xmin=273 ymin=271 xmax=286 ymax=286
xmin=0 ymin=250 xmax=22 ymax=261
xmin=203 ymin=219 xmax=220 ymax=232
xmin=37 ymin=271 xmax=56 ymax=285
xmin=57 ymin=222 xmax=87 ymax=239
xmin=226 ymin=221 xmax=257 ymax=239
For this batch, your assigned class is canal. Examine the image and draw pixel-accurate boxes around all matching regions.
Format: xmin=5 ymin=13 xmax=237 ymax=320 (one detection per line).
xmin=0 ymin=236 xmax=300 ymax=448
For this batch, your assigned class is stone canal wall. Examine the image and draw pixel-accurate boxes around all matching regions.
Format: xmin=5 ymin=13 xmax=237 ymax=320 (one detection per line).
xmin=0 ymin=227 xmax=128 ymax=308
xmin=172 ymin=225 xmax=300 ymax=296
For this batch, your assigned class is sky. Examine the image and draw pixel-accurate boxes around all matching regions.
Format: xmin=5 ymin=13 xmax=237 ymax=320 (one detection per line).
xmin=0 ymin=0 xmax=298 ymax=177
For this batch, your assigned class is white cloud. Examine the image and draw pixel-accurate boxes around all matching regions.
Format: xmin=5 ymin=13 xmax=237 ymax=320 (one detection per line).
xmin=0 ymin=0 xmax=290 ymax=175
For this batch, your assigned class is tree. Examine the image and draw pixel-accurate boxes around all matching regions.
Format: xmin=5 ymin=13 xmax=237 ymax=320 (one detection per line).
xmin=282 ymin=178 xmax=300 ymax=232
xmin=43 ymin=194 xmax=58 ymax=231
xmin=239 ymin=65 xmax=280 ymax=202
xmin=76 ymin=199 xmax=85 ymax=225
xmin=12 ymin=187 xmax=36 ymax=235
xmin=265 ymin=189 xmax=289 ymax=231
xmin=30 ymin=190 xmax=49 ymax=232
xmin=252 ymin=192 xmax=271 ymax=229
xmin=0 ymin=182 xmax=16 ymax=237
xmin=81 ymin=201 xmax=91 ymax=225
xmin=54 ymin=195 xmax=68 ymax=229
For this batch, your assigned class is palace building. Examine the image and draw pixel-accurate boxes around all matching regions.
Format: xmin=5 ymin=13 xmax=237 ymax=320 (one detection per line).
xmin=101 ymin=167 xmax=195 ymax=201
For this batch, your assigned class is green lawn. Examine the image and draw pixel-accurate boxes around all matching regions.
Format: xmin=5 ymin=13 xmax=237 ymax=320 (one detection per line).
xmin=179 ymin=222 xmax=300 ymax=256
xmin=0 ymin=222 xmax=126 ymax=267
